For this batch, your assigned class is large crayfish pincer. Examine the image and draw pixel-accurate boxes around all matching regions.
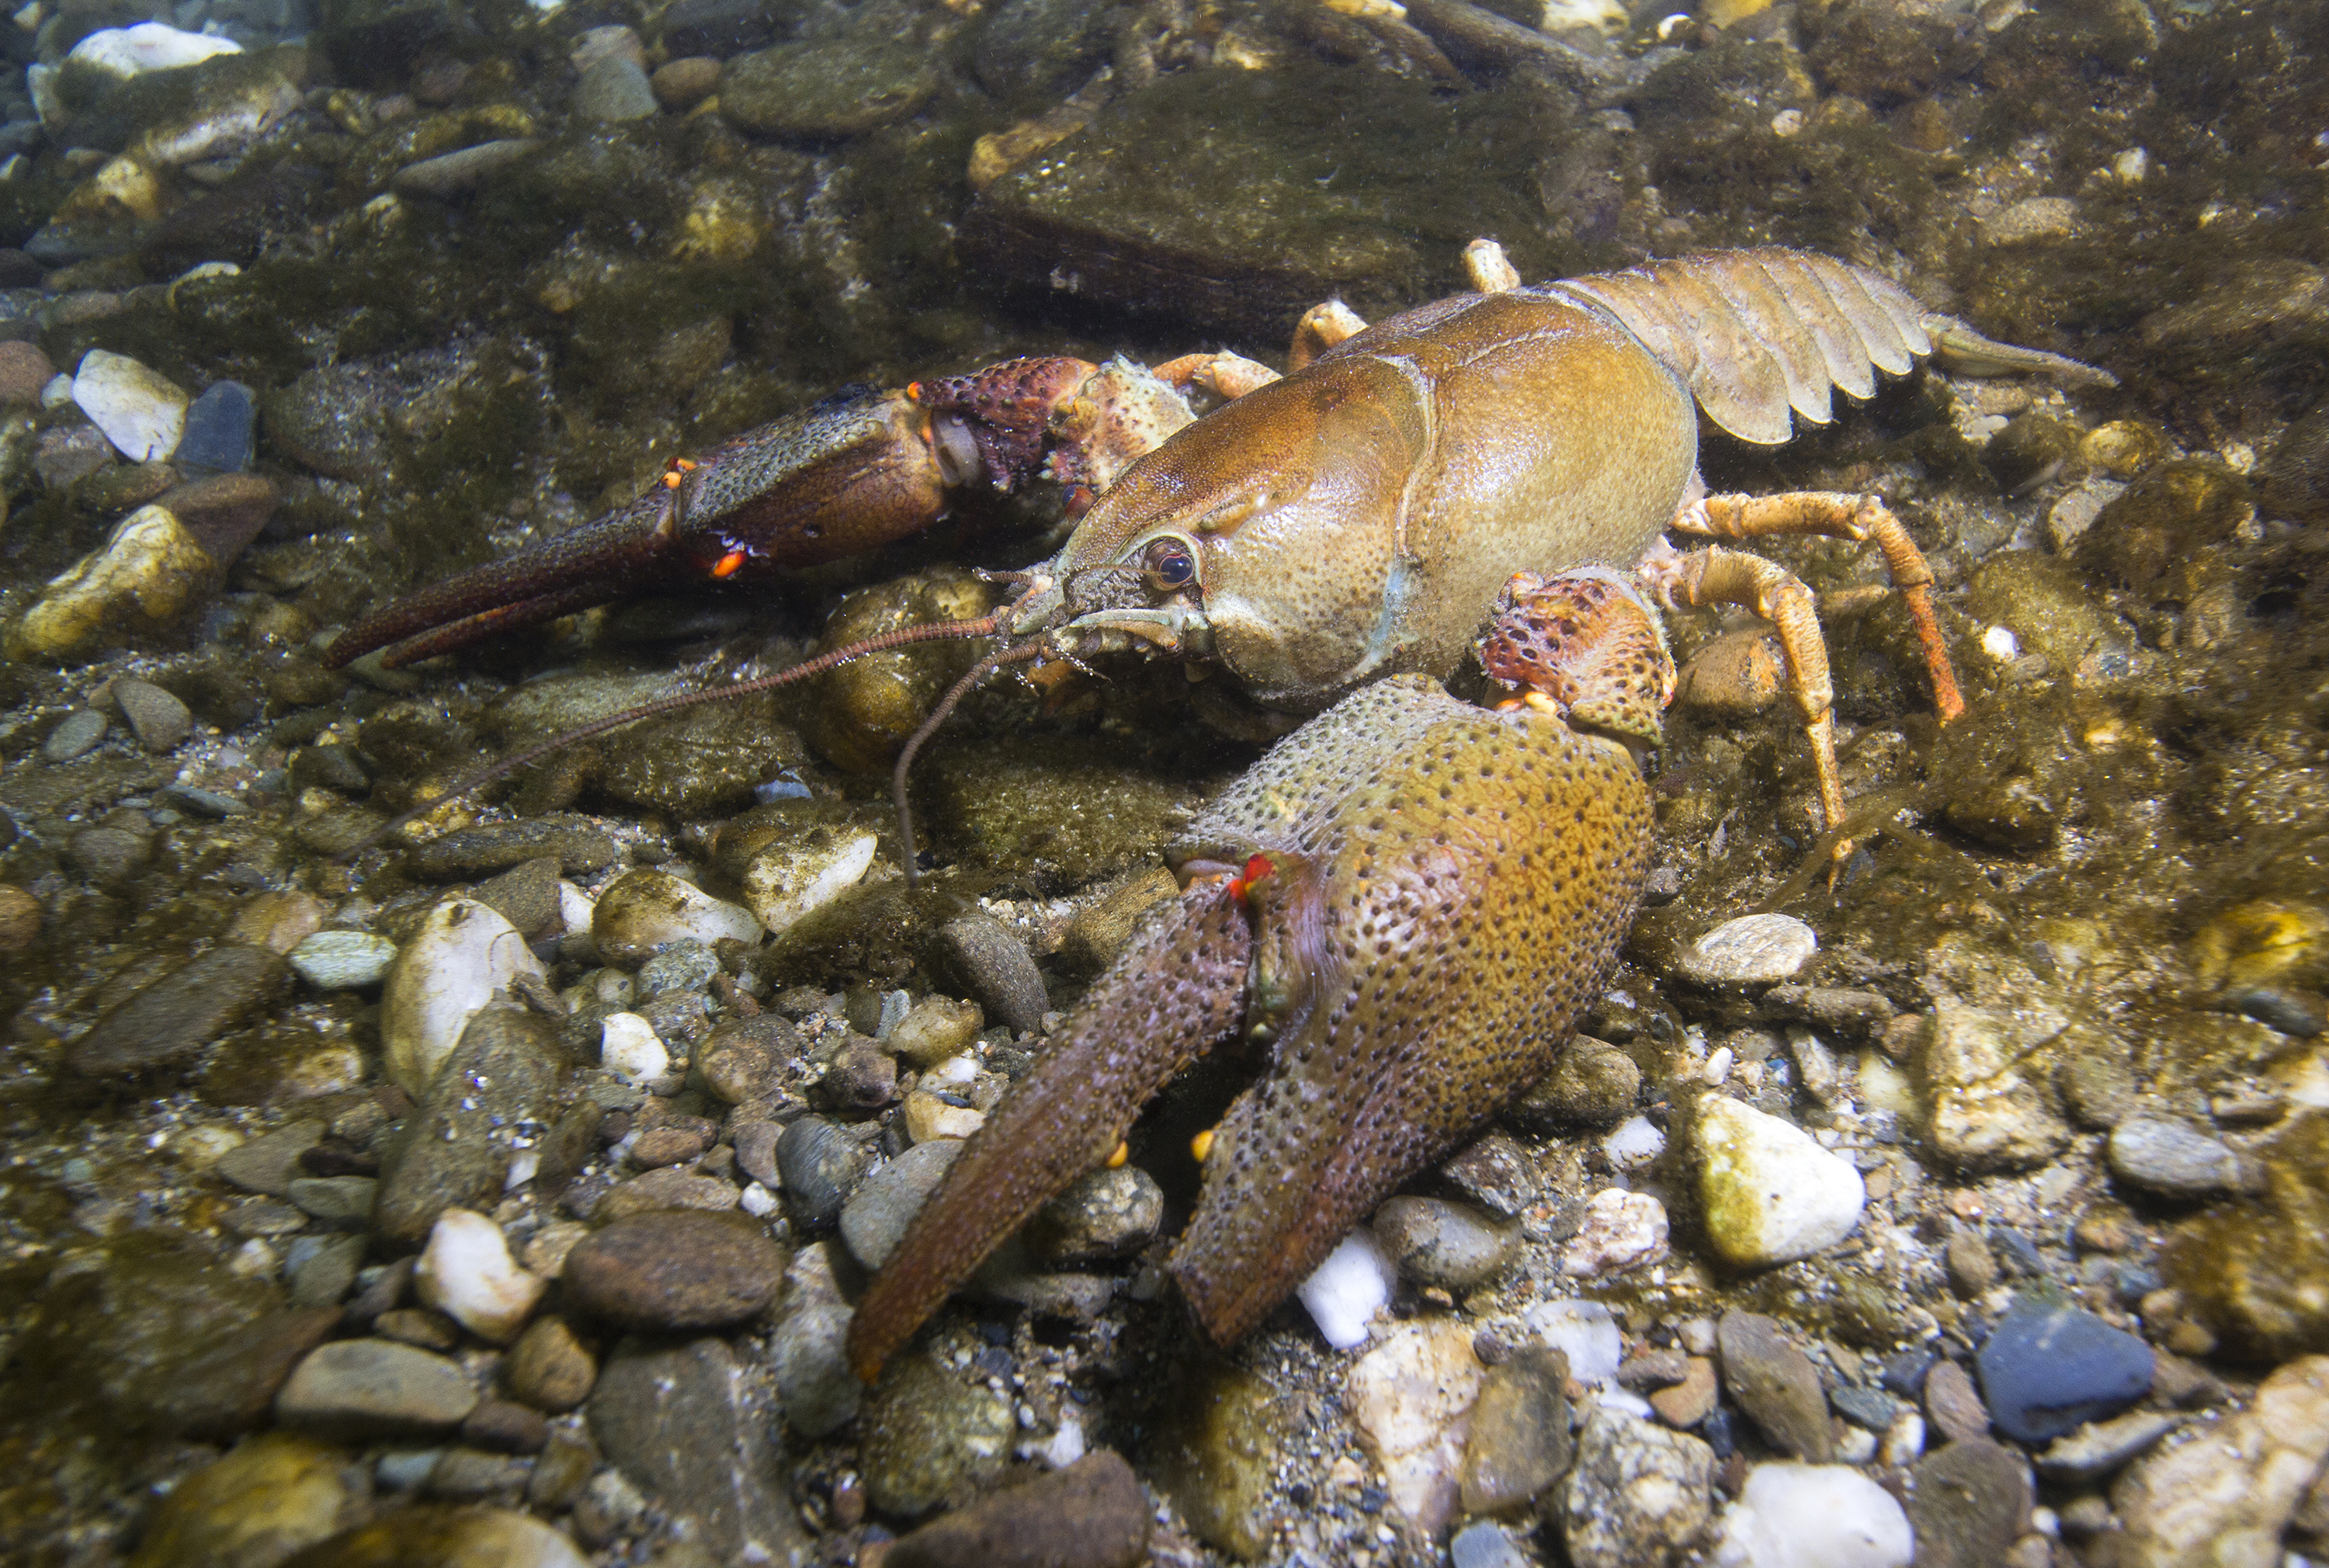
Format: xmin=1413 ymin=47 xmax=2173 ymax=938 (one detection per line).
xmin=846 ymin=570 xmax=1673 ymax=1379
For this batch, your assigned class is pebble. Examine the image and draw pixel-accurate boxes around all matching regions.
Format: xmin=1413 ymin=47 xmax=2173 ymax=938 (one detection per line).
xmin=288 ymin=929 xmax=399 ymax=990
xmin=460 ymin=1398 xmax=549 ymax=1455
xmin=1676 ymin=914 xmax=1818 ymax=985
xmin=213 ymin=1119 xmax=324 ymax=1195
xmin=1984 ymin=196 xmax=2081 ymax=245
xmin=1449 ymin=1521 xmax=1535 ymax=1568
xmin=109 ymin=675 xmax=192 ymax=752
xmin=288 ymin=1176 xmax=377 ymax=1225
xmin=1921 ymin=1001 xmax=2071 ymax=1172
xmin=858 ymin=1349 xmax=1016 ymax=1517
xmin=1713 ymin=1462 xmax=1914 ymax=1568
xmin=1294 ymin=1226 xmax=1397 ymax=1349
xmin=1347 ymin=1319 xmax=1486 ymax=1534
xmin=1029 ymin=1165 xmax=1163 ymax=1263
xmin=1439 ymin=1133 xmax=1538 ymax=1217
xmin=1924 ymin=1358 xmax=1992 ymax=1444
xmin=173 ymin=380 xmax=256 ymax=475
xmin=776 ymin=1114 xmax=874 ymax=1227
xmin=598 ymin=1012 xmax=669 ymax=1082
xmin=503 ymin=1316 xmax=597 ymax=1413
xmin=1945 ymin=1227 xmax=1999 ymax=1296
xmin=576 ymin=55 xmax=659 ymax=121
xmin=887 ymin=995 xmax=984 ymax=1067
xmin=372 ymin=1006 xmax=562 ymax=1250
xmin=1907 ymin=1438 xmax=2032 ymax=1568
xmin=1649 ymin=1357 xmax=1720 ymax=1428
xmin=1718 ymin=1310 xmax=1833 ymax=1462
xmin=2032 ymin=1407 xmax=2180 ymax=1480
xmin=276 ymin=1339 xmax=481 ymax=1439
xmin=380 ymin=898 xmax=550 ymax=1098
xmin=127 ymin=1431 xmax=363 ymax=1568
xmin=7 ymin=505 xmax=217 ymax=660
xmin=1560 ymin=1187 xmax=1670 ymax=1278
xmin=390 ymin=138 xmax=543 ymax=199
xmin=661 ymin=0 xmax=780 ymax=57
xmin=1695 ymin=1094 xmax=1866 ymax=1268
xmin=2112 ymin=1354 xmax=2329 ymax=1567
xmin=67 ymin=20 xmax=241 ymax=75
xmin=42 ymin=708 xmax=106 ymax=761
xmin=0 ymin=338 xmax=52 ymax=404
xmin=415 ymin=1209 xmax=544 ymax=1344
xmin=938 ymin=914 xmax=1051 ymax=1035
xmin=290 ymin=1234 xmax=366 ymax=1306
xmin=1975 ymin=1294 xmax=2155 ymax=1442
xmin=651 ymin=56 xmax=723 ymax=109
xmin=590 ymin=869 xmax=761 ymax=966
xmin=816 ymin=1039 xmax=897 ymax=1111
xmin=1601 ymin=1114 xmax=1667 ymax=1170
xmin=1525 ymin=1298 xmax=1624 ymax=1387
xmin=588 ymin=1336 xmax=808 ymax=1562
xmin=1460 ymin=1347 xmax=1572 ymax=1517
xmin=595 ymin=1166 xmax=739 ymax=1219
xmin=738 ymin=823 xmax=880 ymax=936
xmin=1373 ymin=1195 xmax=1521 ymax=1288
xmin=719 ymin=39 xmax=939 ymax=139
xmin=1148 ymin=1361 xmax=1291 ymax=1558
xmin=1561 ymin=1410 xmax=1716 ymax=1568
xmin=2106 ymin=1114 xmax=2265 ymax=1199
xmin=0 ymin=885 xmax=39 ymax=953
xmin=770 ymin=1243 xmax=860 ymax=1438
xmin=407 ymin=817 xmax=619 ymax=879
xmin=562 ymin=1209 xmax=784 ymax=1330
xmin=300 ymin=1504 xmax=591 ymax=1565
xmin=73 ymin=349 xmax=189 ymax=462
xmin=68 ymin=944 xmax=289 ymax=1075
xmin=885 ymin=1449 xmax=1151 ymax=1568
xmin=902 ymin=1088 xmax=985 ymax=1143
xmin=840 ymin=1138 xmax=960 ymax=1271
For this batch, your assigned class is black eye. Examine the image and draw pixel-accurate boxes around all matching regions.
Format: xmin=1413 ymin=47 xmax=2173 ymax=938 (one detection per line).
xmin=1142 ymin=537 xmax=1196 ymax=592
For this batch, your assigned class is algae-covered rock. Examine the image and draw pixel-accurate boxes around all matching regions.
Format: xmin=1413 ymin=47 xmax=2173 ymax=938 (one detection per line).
xmin=127 ymin=1431 xmax=363 ymax=1568
xmin=925 ymin=732 xmax=1216 ymax=893
xmin=720 ymin=40 xmax=939 ymax=140
xmin=858 ymin=1348 xmax=1016 ymax=1518
xmin=1959 ymin=550 xmax=2136 ymax=686
xmin=2166 ymin=1111 xmax=2329 ymax=1360
xmin=1150 ymin=1358 xmax=1300 ymax=1559
xmin=2076 ymin=461 xmax=2254 ymax=594
xmin=1918 ymin=1001 xmax=2070 ymax=1173
xmin=804 ymin=568 xmax=998 ymax=775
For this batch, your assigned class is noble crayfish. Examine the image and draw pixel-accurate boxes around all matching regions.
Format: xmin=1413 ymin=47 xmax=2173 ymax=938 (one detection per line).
xmin=325 ymin=241 xmax=2112 ymax=1371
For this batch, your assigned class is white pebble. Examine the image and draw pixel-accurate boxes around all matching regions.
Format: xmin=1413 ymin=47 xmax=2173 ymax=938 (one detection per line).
xmin=415 ymin=1207 xmax=544 ymax=1344
xmin=556 ymin=879 xmax=595 ymax=935
xmin=1296 ymin=1228 xmax=1397 ymax=1349
xmin=741 ymin=827 xmax=879 ymax=936
xmin=590 ymin=868 xmax=760 ymax=964
xmin=71 ymin=349 xmax=189 ymax=462
xmin=599 ymin=1012 xmax=668 ymax=1082
xmin=67 ymin=22 xmax=241 ymax=76
xmin=1561 ymin=1188 xmax=1670 ymax=1278
xmin=380 ymin=898 xmax=548 ymax=1098
xmin=1677 ymin=913 xmax=1817 ymax=985
xmin=1602 ymin=1114 xmax=1667 ymax=1170
xmin=1713 ymin=1462 xmax=1913 ymax=1568
xmin=1696 ymin=1097 xmax=1866 ymax=1268
xmin=287 ymin=928 xmax=397 ymax=990
xmin=1522 ymin=1298 xmax=1622 ymax=1386
xmin=1980 ymin=624 xmax=2022 ymax=662
xmin=739 ymin=1181 xmax=779 ymax=1217
xmin=1043 ymin=1415 xmax=1087 ymax=1469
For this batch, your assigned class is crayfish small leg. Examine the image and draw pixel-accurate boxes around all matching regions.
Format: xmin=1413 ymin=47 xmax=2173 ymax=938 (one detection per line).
xmin=845 ymin=875 xmax=1258 ymax=1382
xmin=1657 ymin=542 xmax=1855 ymax=869
xmin=1287 ymin=300 xmax=1371 ymax=372
xmin=1673 ymin=491 xmax=1967 ymax=723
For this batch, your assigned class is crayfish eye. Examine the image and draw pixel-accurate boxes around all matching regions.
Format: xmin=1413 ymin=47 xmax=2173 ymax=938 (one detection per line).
xmin=1141 ymin=536 xmax=1198 ymax=594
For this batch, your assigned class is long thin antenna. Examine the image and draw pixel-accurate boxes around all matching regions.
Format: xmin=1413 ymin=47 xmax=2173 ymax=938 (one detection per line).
xmin=891 ymin=640 xmax=1043 ymax=886
xmin=345 ymin=595 xmax=1039 ymax=858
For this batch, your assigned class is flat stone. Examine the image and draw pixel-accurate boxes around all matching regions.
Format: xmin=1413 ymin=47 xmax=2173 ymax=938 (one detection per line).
xmin=2112 ymin=1355 xmax=2329 ymax=1568
xmin=2034 ymin=1407 xmax=2181 ymax=1481
xmin=405 ymin=817 xmax=618 ymax=879
xmin=775 ymin=1113 xmax=874 ymax=1228
xmin=127 ymin=1431 xmax=363 ymax=1568
xmin=288 ymin=1175 xmax=377 ymax=1224
xmin=769 ymin=1244 xmax=859 ymax=1440
xmin=276 ymin=1339 xmax=480 ymax=1439
xmin=73 ymin=348 xmax=189 ymax=461
xmin=390 ymin=138 xmax=542 ymax=199
xmin=1373 ymin=1195 xmax=1520 ymax=1289
xmin=1348 ymin=1319 xmax=1487 ymax=1535
xmin=885 ymin=1449 xmax=1151 ymax=1568
xmin=859 ymin=1349 xmax=1015 ymax=1518
xmin=841 ymin=1139 xmax=961 ymax=1271
xmin=587 ymin=1335 xmax=809 ymax=1564
xmin=263 ymin=1505 xmax=587 ymax=1567
xmin=42 ymin=709 xmax=106 ymax=761
xmin=2107 ymin=1114 xmax=2265 ymax=1199
xmin=720 ymin=39 xmax=938 ymax=139
xmin=938 ymin=914 xmax=1049 ymax=1034
xmin=213 ymin=1118 xmax=325 ymax=1195
xmin=371 ymin=1005 xmax=564 ymax=1250
xmin=150 ymin=1305 xmax=342 ymax=1439
xmin=1649 ymin=1357 xmax=1720 ymax=1429
xmin=289 ymin=930 xmax=399 ymax=990
xmin=1677 ymin=914 xmax=1818 ymax=986
xmin=593 ymin=1166 xmax=739 ymax=1219
xmin=1718 ymin=1310 xmax=1832 ymax=1462
xmin=173 ymin=379 xmax=256 ymax=475
xmin=575 ymin=55 xmax=658 ymax=121
xmin=562 ymin=1209 xmax=786 ymax=1330
xmin=1975 ymin=1294 xmax=2154 ymax=1443
xmin=1459 ymin=1347 xmax=1572 ymax=1518
xmin=1924 ymin=1358 xmax=1991 ymax=1445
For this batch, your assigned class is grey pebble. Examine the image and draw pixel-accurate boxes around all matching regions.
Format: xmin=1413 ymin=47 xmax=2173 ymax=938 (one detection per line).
xmin=2227 ymin=986 xmax=2326 ymax=1038
xmin=391 ymin=138 xmax=543 ymax=199
xmin=68 ymin=943 xmax=288 ymax=1076
xmin=939 ymin=914 xmax=1050 ymax=1035
xmin=42 ymin=708 xmax=106 ymax=761
xmin=1675 ymin=913 xmax=1817 ymax=986
xmin=1373 ymin=1195 xmax=1519 ymax=1289
xmin=1029 ymin=1164 xmax=1163 ymax=1264
xmin=857 ymin=1348 xmax=1015 ymax=1518
xmin=1907 ymin=1438 xmax=2032 ymax=1568
xmin=289 ymin=1233 xmax=366 ymax=1307
xmin=775 ymin=1113 xmax=874 ymax=1228
xmin=638 ymin=939 xmax=720 ymax=996
xmin=112 ymin=676 xmax=192 ymax=752
xmin=589 ymin=1337 xmax=809 ymax=1563
xmin=288 ymin=1174 xmax=378 ymax=1225
xmin=841 ymin=1138 xmax=961 ymax=1271
xmin=576 ymin=55 xmax=659 ymax=120
xmin=276 ymin=1338 xmax=480 ymax=1439
xmin=1716 ymin=1310 xmax=1831 ymax=1462
xmin=1449 ymin=1521 xmax=1534 ymax=1568
xmin=2107 ymin=1114 xmax=2265 ymax=1199
xmin=214 ymin=1119 xmax=326 ymax=1197
xmin=175 ymin=379 xmax=255 ymax=476
xmin=158 ymin=783 xmax=249 ymax=818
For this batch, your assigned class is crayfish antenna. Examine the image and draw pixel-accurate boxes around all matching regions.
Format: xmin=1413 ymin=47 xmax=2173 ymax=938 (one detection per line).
xmin=890 ymin=640 xmax=1043 ymax=887
xmin=341 ymin=590 xmax=1042 ymax=859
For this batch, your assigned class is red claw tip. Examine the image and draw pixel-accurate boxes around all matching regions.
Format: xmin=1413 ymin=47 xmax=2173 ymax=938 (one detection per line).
xmin=1228 ymin=854 xmax=1274 ymax=902
xmin=711 ymin=550 xmax=745 ymax=579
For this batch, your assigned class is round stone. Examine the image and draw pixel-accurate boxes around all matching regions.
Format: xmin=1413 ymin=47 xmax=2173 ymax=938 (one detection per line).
xmin=42 ymin=708 xmax=106 ymax=761
xmin=288 ymin=929 xmax=399 ymax=990
xmin=1696 ymin=1096 xmax=1866 ymax=1268
xmin=840 ymin=1140 xmax=962 ymax=1271
xmin=1677 ymin=914 xmax=1818 ymax=985
xmin=275 ymin=1339 xmax=480 ymax=1439
xmin=561 ymin=1209 xmax=785 ymax=1330
xmin=111 ymin=675 xmax=192 ymax=752
xmin=1373 ymin=1195 xmax=1520 ymax=1289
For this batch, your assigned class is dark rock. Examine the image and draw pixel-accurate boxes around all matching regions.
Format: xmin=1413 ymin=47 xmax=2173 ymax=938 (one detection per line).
xmin=659 ymin=0 xmax=781 ymax=60
xmin=68 ymin=944 xmax=288 ymax=1074
xmin=317 ymin=0 xmax=459 ymax=86
xmin=404 ymin=817 xmax=619 ymax=879
xmin=938 ymin=914 xmax=1050 ymax=1035
xmin=720 ymin=39 xmax=938 ymax=140
xmin=1508 ymin=1035 xmax=1640 ymax=1129
xmin=1828 ymin=1382 xmax=1899 ymax=1431
xmin=153 ymin=1306 xmax=343 ymax=1440
xmin=2261 ymin=404 xmax=2329 ymax=523
xmin=470 ymin=855 xmax=563 ymax=939
xmin=1907 ymin=1438 xmax=2032 ymax=1568
xmin=1439 ymin=1132 xmax=1539 ymax=1218
xmin=504 ymin=1316 xmax=597 ymax=1414
xmin=563 ymin=1209 xmax=786 ymax=1330
xmin=390 ymin=138 xmax=543 ymax=199
xmin=1028 ymin=1165 xmax=1164 ymax=1264
xmin=814 ymin=1039 xmax=897 ymax=1112
xmin=161 ymin=472 xmax=278 ymax=563
xmin=1974 ymin=1295 xmax=2154 ymax=1443
xmin=215 ymin=1119 xmax=327 ymax=1195
xmin=698 ymin=1012 xmax=804 ymax=1104
xmin=43 ymin=708 xmax=106 ymax=761
xmin=371 ymin=1005 xmax=566 ymax=1249
xmin=112 ymin=676 xmax=193 ymax=752
xmin=2059 ymin=1049 xmax=2139 ymax=1129
xmin=460 ymin=1398 xmax=549 ymax=1454
xmin=1716 ymin=1310 xmax=1832 ymax=1461
xmin=2227 ymin=986 xmax=2327 ymax=1038
xmin=776 ymin=1113 xmax=874 ymax=1227
xmin=1459 ymin=1348 xmax=1571 ymax=1518
xmin=175 ymin=380 xmax=256 ymax=476
xmin=588 ymin=1336 xmax=810 ymax=1563
xmin=840 ymin=1139 xmax=960 ymax=1271
xmin=887 ymin=1449 xmax=1151 ymax=1568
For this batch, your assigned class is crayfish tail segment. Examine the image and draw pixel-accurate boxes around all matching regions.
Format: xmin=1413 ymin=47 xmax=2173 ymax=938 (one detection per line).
xmin=322 ymin=488 xmax=677 ymax=669
xmin=845 ymin=878 xmax=1257 ymax=1383
xmin=1164 ymin=680 xmax=1658 ymax=1347
xmin=1479 ymin=570 xmax=1675 ymax=749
